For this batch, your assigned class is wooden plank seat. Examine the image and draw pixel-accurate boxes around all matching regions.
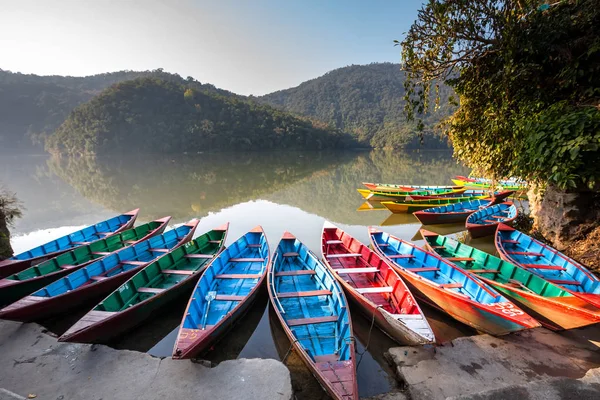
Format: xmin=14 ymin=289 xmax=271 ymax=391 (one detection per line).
xmin=215 ymin=294 xmax=245 ymax=301
xmin=521 ymin=264 xmax=566 ymax=271
xmin=149 ymin=248 xmax=170 ymax=253
xmin=547 ymin=278 xmax=581 ymax=286
xmin=229 ymin=258 xmax=265 ymax=262
xmin=439 ymin=283 xmax=463 ymax=289
xmin=283 ymin=252 xmax=299 ymax=257
xmin=469 ymin=269 xmax=499 ymax=274
xmin=335 ymin=267 xmax=379 ymax=274
xmin=215 ymin=273 xmax=262 ymax=279
xmin=247 ymin=244 xmax=261 ymax=248
xmin=184 ymin=254 xmax=214 ymax=259
xmin=355 ymin=286 xmax=393 ymax=294
xmin=387 ymin=254 xmax=415 ymax=259
xmin=484 ymin=219 xmax=500 ymax=223
xmin=287 ymin=315 xmax=339 ymax=327
xmin=502 ymin=239 xmax=520 ymax=244
xmin=326 ymin=240 xmax=343 ymax=245
xmin=447 ymin=257 xmax=476 ymax=262
xmin=138 ymin=287 xmax=165 ymax=294
xmin=275 ymin=270 xmax=316 ymax=277
xmin=121 ymin=261 xmax=148 ymax=266
xmin=491 ymin=216 xmax=505 ymax=219
xmin=162 ymin=269 xmax=195 ymax=275
xmin=326 ymin=253 xmax=362 ymax=258
xmin=278 ymin=290 xmax=332 ymax=298
xmin=507 ymin=251 xmax=543 ymax=257
xmin=314 ymin=354 xmax=340 ymax=363
xmin=406 ymin=267 xmax=440 ymax=272
xmin=91 ymin=251 xmax=112 ymax=256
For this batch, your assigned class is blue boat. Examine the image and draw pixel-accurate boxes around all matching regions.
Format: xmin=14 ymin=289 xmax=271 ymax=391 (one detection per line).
xmin=495 ymin=223 xmax=600 ymax=309
xmin=0 ymin=209 xmax=139 ymax=278
xmin=413 ymin=199 xmax=491 ymax=225
xmin=0 ymin=220 xmax=198 ymax=314
xmin=466 ymin=202 xmax=517 ymax=238
xmin=369 ymin=228 xmax=541 ymax=335
xmin=269 ymin=231 xmax=357 ymax=400
xmin=173 ymin=226 xmax=269 ymax=359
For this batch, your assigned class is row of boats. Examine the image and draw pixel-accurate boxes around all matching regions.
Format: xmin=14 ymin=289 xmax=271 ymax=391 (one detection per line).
xmin=0 ymin=204 xmax=598 ymax=400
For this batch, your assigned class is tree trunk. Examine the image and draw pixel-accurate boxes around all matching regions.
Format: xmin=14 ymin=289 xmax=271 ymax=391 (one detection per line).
xmin=0 ymin=208 xmax=13 ymax=259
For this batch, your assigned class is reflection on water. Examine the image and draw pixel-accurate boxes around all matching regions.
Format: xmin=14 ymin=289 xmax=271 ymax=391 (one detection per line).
xmin=1 ymin=150 xmax=478 ymax=398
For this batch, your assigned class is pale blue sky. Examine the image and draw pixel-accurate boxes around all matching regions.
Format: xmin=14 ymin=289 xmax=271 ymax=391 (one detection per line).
xmin=0 ymin=0 xmax=425 ymax=95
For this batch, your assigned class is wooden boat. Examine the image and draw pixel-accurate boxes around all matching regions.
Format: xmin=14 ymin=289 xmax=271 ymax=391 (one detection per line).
xmin=369 ymin=228 xmax=541 ymax=335
xmin=358 ymin=188 xmax=466 ymax=201
xmin=173 ymin=226 xmax=269 ymax=359
xmin=0 ymin=217 xmax=170 ymax=308
xmin=382 ymin=197 xmax=478 ymax=214
xmin=495 ymin=223 xmax=600 ymax=309
xmin=269 ymin=231 xmax=358 ymax=400
xmin=362 ymin=182 xmax=463 ymax=192
xmin=58 ymin=223 xmax=229 ymax=343
xmin=0 ymin=209 xmax=139 ymax=278
xmin=321 ymin=222 xmax=435 ymax=345
xmin=408 ymin=190 xmax=514 ymax=201
xmin=413 ymin=199 xmax=492 ymax=225
xmin=451 ymin=177 xmax=526 ymax=191
xmin=421 ymin=229 xmax=600 ymax=330
xmin=466 ymin=202 xmax=517 ymax=238
xmin=0 ymin=220 xmax=198 ymax=319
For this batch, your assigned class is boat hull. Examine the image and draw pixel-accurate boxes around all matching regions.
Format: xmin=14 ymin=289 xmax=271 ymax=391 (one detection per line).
xmin=413 ymin=211 xmax=472 ymax=225
xmin=0 ymin=252 xmax=68 ymax=279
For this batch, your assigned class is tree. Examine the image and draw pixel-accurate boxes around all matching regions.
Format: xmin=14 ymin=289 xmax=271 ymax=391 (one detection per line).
xmin=400 ymin=0 xmax=600 ymax=189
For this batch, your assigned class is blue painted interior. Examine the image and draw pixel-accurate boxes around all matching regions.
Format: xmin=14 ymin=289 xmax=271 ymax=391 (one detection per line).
xmin=270 ymin=237 xmax=352 ymax=362
xmin=33 ymin=225 xmax=193 ymax=298
xmin=371 ymin=231 xmax=505 ymax=304
xmin=497 ymin=228 xmax=600 ymax=294
xmin=11 ymin=213 xmax=134 ymax=260
xmin=466 ymin=203 xmax=517 ymax=225
xmin=183 ymin=230 xmax=268 ymax=330
xmin=422 ymin=199 xmax=490 ymax=213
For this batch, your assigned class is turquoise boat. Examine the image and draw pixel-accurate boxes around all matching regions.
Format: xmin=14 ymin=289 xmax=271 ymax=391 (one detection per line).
xmin=269 ymin=231 xmax=357 ymax=400
xmin=173 ymin=226 xmax=269 ymax=359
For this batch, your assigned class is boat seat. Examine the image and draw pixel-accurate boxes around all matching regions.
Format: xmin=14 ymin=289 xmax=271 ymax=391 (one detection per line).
xmin=275 ymin=270 xmax=316 ymax=277
xmin=313 ymin=355 xmax=339 ymax=363
xmin=484 ymin=219 xmax=500 ymax=223
xmin=215 ymin=273 xmax=262 ymax=279
xmin=335 ymin=267 xmax=379 ymax=274
xmin=326 ymin=240 xmax=343 ymax=245
xmin=447 ymin=257 xmax=475 ymax=262
xmin=278 ymin=290 xmax=332 ymax=298
xmin=507 ymin=251 xmax=543 ymax=257
xmin=59 ymin=264 xmax=77 ymax=270
xmin=247 ymin=244 xmax=261 ymax=248
xmin=468 ymin=269 xmax=498 ymax=274
xmin=121 ymin=260 xmax=147 ymax=266
xmin=283 ymin=252 xmax=299 ymax=257
xmin=215 ymin=294 xmax=245 ymax=301
xmin=184 ymin=254 xmax=214 ymax=259
xmin=491 ymin=216 xmax=505 ymax=219
xmin=326 ymin=253 xmax=361 ymax=258
xmin=138 ymin=287 xmax=165 ymax=294
xmin=287 ymin=315 xmax=339 ymax=327
xmin=547 ymin=278 xmax=581 ymax=286
xmin=406 ymin=267 xmax=439 ymax=272
xmin=92 ymin=251 xmax=112 ymax=256
xmin=387 ymin=254 xmax=415 ymax=259
xmin=229 ymin=258 xmax=265 ymax=262
xmin=521 ymin=264 xmax=566 ymax=271
xmin=355 ymin=286 xmax=393 ymax=294
xmin=439 ymin=283 xmax=463 ymax=289
xmin=149 ymin=248 xmax=170 ymax=253
xmin=502 ymin=240 xmax=520 ymax=244
xmin=162 ymin=269 xmax=195 ymax=275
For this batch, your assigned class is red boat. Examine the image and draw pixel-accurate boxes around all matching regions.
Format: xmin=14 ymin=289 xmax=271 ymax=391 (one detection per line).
xmin=466 ymin=202 xmax=518 ymax=238
xmin=321 ymin=222 xmax=435 ymax=345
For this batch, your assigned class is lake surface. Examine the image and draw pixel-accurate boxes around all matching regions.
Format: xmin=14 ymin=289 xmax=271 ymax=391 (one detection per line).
xmin=1 ymin=150 xmax=481 ymax=398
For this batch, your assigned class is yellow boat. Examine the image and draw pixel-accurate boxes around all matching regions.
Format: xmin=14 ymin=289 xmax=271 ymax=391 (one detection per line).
xmin=357 ymin=187 xmax=467 ymax=201
xmin=382 ymin=197 xmax=477 ymax=214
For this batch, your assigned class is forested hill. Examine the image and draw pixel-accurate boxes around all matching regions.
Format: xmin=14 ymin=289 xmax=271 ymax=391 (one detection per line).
xmin=0 ymin=69 xmax=233 ymax=152
xmin=259 ymin=63 xmax=454 ymax=149
xmin=45 ymin=78 xmax=355 ymax=156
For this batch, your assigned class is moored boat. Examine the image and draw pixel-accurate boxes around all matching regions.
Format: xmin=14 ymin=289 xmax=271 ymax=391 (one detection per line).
xmin=413 ymin=199 xmax=492 ymax=225
xmin=495 ymin=223 xmax=600 ymax=309
xmin=362 ymin=182 xmax=463 ymax=192
xmin=58 ymin=223 xmax=229 ymax=343
xmin=358 ymin=188 xmax=466 ymax=201
xmin=466 ymin=202 xmax=517 ymax=238
xmin=451 ymin=177 xmax=526 ymax=191
xmin=269 ymin=231 xmax=358 ymax=400
xmin=0 ymin=220 xmax=198 ymax=319
xmin=369 ymin=228 xmax=541 ymax=335
xmin=173 ymin=226 xmax=269 ymax=359
xmin=0 ymin=209 xmax=139 ymax=278
xmin=321 ymin=222 xmax=435 ymax=345
xmin=421 ymin=229 xmax=600 ymax=330
xmin=0 ymin=216 xmax=170 ymax=308
xmin=382 ymin=197 xmax=477 ymax=214
xmin=408 ymin=190 xmax=514 ymax=201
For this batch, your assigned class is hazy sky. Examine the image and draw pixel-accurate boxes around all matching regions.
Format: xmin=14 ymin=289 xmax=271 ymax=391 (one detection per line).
xmin=0 ymin=0 xmax=425 ymax=95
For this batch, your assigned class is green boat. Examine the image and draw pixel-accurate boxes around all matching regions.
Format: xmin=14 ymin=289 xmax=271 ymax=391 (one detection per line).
xmin=358 ymin=187 xmax=465 ymax=201
xmin=58 ymin=223 xmax=229 ymax=343
xmin=0 ymin=217 xmax=171 ymax=308
xmin=420 ymin=229 xmax=600 ymax=331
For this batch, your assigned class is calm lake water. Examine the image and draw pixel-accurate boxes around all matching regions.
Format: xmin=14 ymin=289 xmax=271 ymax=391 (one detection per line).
xmin=1 ymin=150 xmax=484 ymax=398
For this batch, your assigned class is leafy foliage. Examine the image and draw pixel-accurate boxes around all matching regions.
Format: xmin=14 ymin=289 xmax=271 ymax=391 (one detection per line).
xmin=259 ymin=63 xmax=454 ymax=149
xmin=401 ymin=0 xmax=600 ymax=189
xmin=45 ymin=78 xmax=356 ymax=155
xmin=0 ymin=187 xmax=22 ymax=259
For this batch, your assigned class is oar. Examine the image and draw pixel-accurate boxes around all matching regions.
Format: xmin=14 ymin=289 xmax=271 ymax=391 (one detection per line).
xmin=201 ymin=291 xmax=217 ymax=330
